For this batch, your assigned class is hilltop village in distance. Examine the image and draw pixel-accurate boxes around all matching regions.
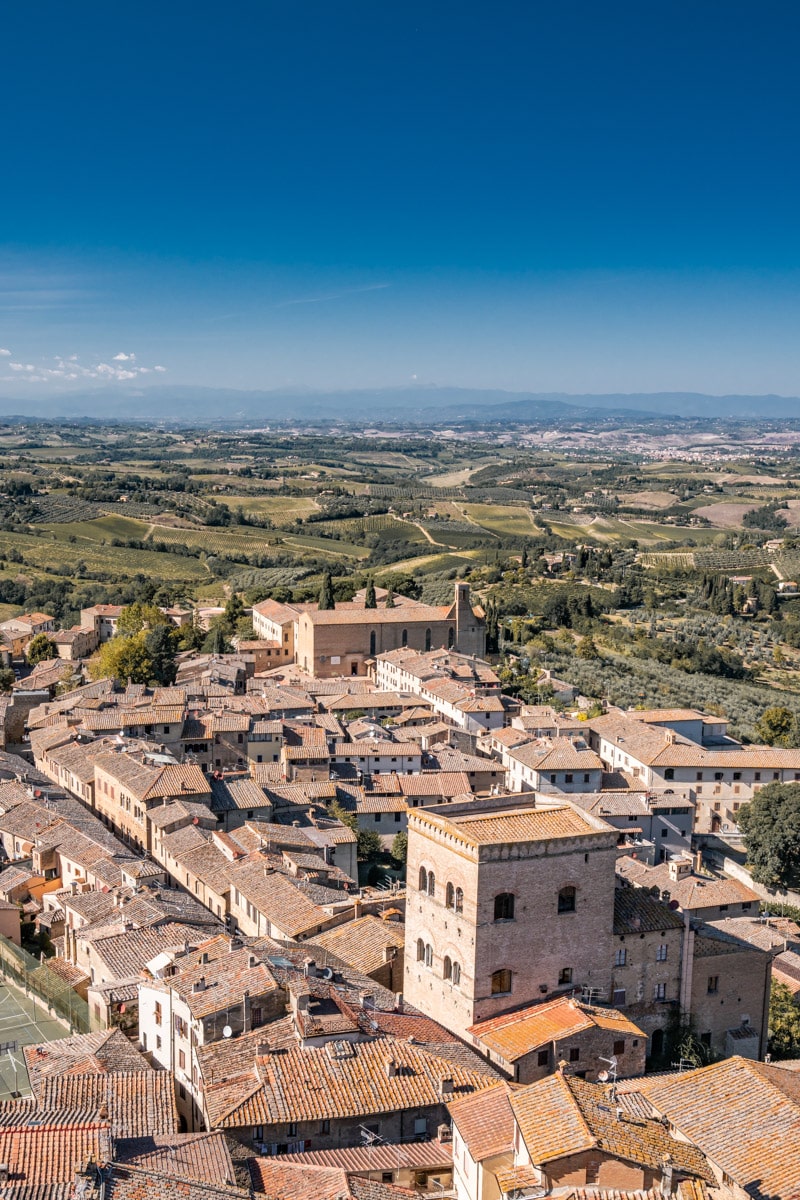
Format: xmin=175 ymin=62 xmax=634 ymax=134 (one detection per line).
xmin=0 ymin=415 xmax=797 ymax=1196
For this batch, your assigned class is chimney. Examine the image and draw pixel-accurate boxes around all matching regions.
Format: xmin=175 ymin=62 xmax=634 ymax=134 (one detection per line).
xmin=0 ymin=1165 xmax=8 ymax=1184
xmin=394 ymin=992 xmax=403 ymax=1010
xmin=192 ymin=976 xmax=206 ymax=993
xmin=440 ymin=1076 xmax=454 ymax=1100
xmin=385 ymin=1058 xmax=397 ymax=1078
xmin=304 ymin=958 xmax=317 ymax=977
xmin=660 ymin=1153 xmax=674 ymax=1197
xmin=248 ymin=953 xmax=257 ymax=968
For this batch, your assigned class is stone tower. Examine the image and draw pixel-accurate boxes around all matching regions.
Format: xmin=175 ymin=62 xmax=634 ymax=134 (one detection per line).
xmin=404 ymin=796 xmax=618 ymax=1039
xmin=452 ymin=582 xmax=486 ymax=658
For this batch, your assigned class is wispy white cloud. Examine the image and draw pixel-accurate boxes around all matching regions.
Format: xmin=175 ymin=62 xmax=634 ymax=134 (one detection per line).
xmin=0 ymin=349 xmax=10 ymax=357
xmin=277 ymin=282 xmax=391 ymax=307
xmin=0 ymin=351 xmax=166 ymax=385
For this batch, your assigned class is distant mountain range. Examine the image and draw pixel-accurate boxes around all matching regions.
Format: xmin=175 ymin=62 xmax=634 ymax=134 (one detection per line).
xmin=0 ymin=384 xmax=798 ymax=425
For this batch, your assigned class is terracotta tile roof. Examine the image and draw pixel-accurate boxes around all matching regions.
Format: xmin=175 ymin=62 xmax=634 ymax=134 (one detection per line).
xmin=0 ymin=1119 xmax=112 ymax=1185
xmin=92 ymin=921 xmax=218 ymax=980
xmin=613 ymin=889 xmax=685 ymax=935
xmin=305 ymin=602 xmax=452 ymax=626
xmin=640 ymin=1056 xmax=800 ymax=1198
xmin=307 ymin=916 xmax=405 ymax=977
xmin=448 ymin=1082 xmax=516 ymax=1160
xmin=104 ymin=1162 xmax=252 ymax=1199
xmin=248 ymin=1161 xmax=353 ymax=1200
xmin=39 ymin=1070 xmax=179 ymax=1138
xmin=629 ymin=709 xmax=707 ymax=723
xmin=396 ymin=771 xmax=472 ymax=796
xmin=615 ymin=859 xmax=759 ymax=909
xmin=510 ymin=738 xmax=603 ymax=772
xmin=276 ymin=1139 xmax=453 ymax=1172
xmin=333 ymin=740 xmax=421 ymax=757
xmin=229 ymin=861 xmax=333 ymax=937
xmin=93 ymin=752 xmax=210 ymax=801
xmin=166 ymin=947 xmax=281 ymax=1019
xmin=115 ymin=1130 xmax=236 ymax=1186
xmin=23 ymin=1028 xmax=150 ymax=1094
xmin=436 ymin=804 xmax=602 ymax=846
xmin=511 ymin=1074 xmax=711 ymax=1181
xmin=467 ymin=997 xmax=644 ymax=1062
xmin=207 ymin=1037 xmax=496 ymax=1130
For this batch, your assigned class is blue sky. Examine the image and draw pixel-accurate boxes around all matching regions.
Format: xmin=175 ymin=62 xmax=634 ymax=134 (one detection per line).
xmin=1 ymin=1 xmax=800 ymax=396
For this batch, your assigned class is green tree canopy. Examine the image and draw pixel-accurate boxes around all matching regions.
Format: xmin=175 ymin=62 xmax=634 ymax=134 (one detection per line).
xmin=26 ymin=632 xmax=57 ymax=666
xmin=116 ymin=602 xmax=171 ymax=637
xmin=738 ymin=782 xmax=800 ymax=890
xmin=756 ymin=705 xmax=800 ymax=748
xmin=577 ymin=635 xmax=599 ymax=660
xmin=318 ymin=570 xmax=335 ymax=611
xmin=357 ymin=828 xmax=383 ymax=861
xmin=769 ymin=981 xmax=800 ymax=1060
xmin=89 ymin=630 xmax=153 ymax=685
xmin=391 ymin=830 xmax=408 ymax=864
xmin=144 ymin=623 xmax=179 ymax=686
xmin=203 ymin=623 xmax=233 ymax=655
xmin=222 ymin=594 xmax=245 ymax=632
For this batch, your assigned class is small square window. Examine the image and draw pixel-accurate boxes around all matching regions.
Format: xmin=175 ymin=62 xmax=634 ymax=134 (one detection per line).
xmin=558 ymin=967 xmax=573 ymax=986
xmin=537 ymin=1049 xmax=549 ymax=1066
xmin=569 ymin=1047 xmax=580 ymax=1062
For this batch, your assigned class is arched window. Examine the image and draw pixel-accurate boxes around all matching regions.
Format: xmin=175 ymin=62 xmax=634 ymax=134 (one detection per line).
xmin=558 ymin=886 xmax=576 ymax=914
xmin=417 ymin=938 xmax=425 ymax=962
xmin=427 ymin=871 xmax=436 ymax=898
xmin=448 ymin=627 xmax=455 ymax=649
xmin=452 ymin=961 xmax=461 ymax=986
xmin=455 ymin=887 xmax=464 ymax=914
xmin=424 ymin=943 xmax=433 ymax=968
xmin=425 ymin=627 xmax=432 ymax=651
xmin=446 ymin=882 xmax=455 ymax=910
xmin=443 ymin=955 xmax=452 ymax=981
xmin=494 ymin=892 xmax=515 ymax=922
xmin=419 ymin=866 xmax=428 ymax=893
xmin=402 ymin=628 xmax=408 ymax=648
xmin=491 ymin=968 xmax=512 ymax=995
xmin=369 ymin=630 xmax=376 ymax=657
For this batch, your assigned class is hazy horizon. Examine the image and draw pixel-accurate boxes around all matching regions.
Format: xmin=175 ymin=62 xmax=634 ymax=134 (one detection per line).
xmin=2 ymin=2 xmax=800 ymax=399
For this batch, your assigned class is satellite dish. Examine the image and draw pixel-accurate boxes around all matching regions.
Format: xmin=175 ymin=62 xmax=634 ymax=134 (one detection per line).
xmin=669 ymin=899 xmax=680 ymax=910
xmin=598 ymin=1071 xmax=609 ymax=1082
xmin=222 ymin=1025 xmax=233 ymax=1039
xmin=321 ymin=967 xmax=334 ymax=981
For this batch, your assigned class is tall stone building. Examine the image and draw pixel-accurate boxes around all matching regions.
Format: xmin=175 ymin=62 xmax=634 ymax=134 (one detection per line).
xmin=405 ymin=794 xmax=774 ymax=1063
xmin=404 ymin=795 xmax=618 ymax=1038
xmin=252 ymin=581 xmax=485 ymax=678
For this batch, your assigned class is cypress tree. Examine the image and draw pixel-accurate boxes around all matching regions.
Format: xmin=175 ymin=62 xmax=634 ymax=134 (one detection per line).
xmin=364 ymin=577 xmax=377 ymax=609
xmin=318 ymin=570 xmax=335 ymax=610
